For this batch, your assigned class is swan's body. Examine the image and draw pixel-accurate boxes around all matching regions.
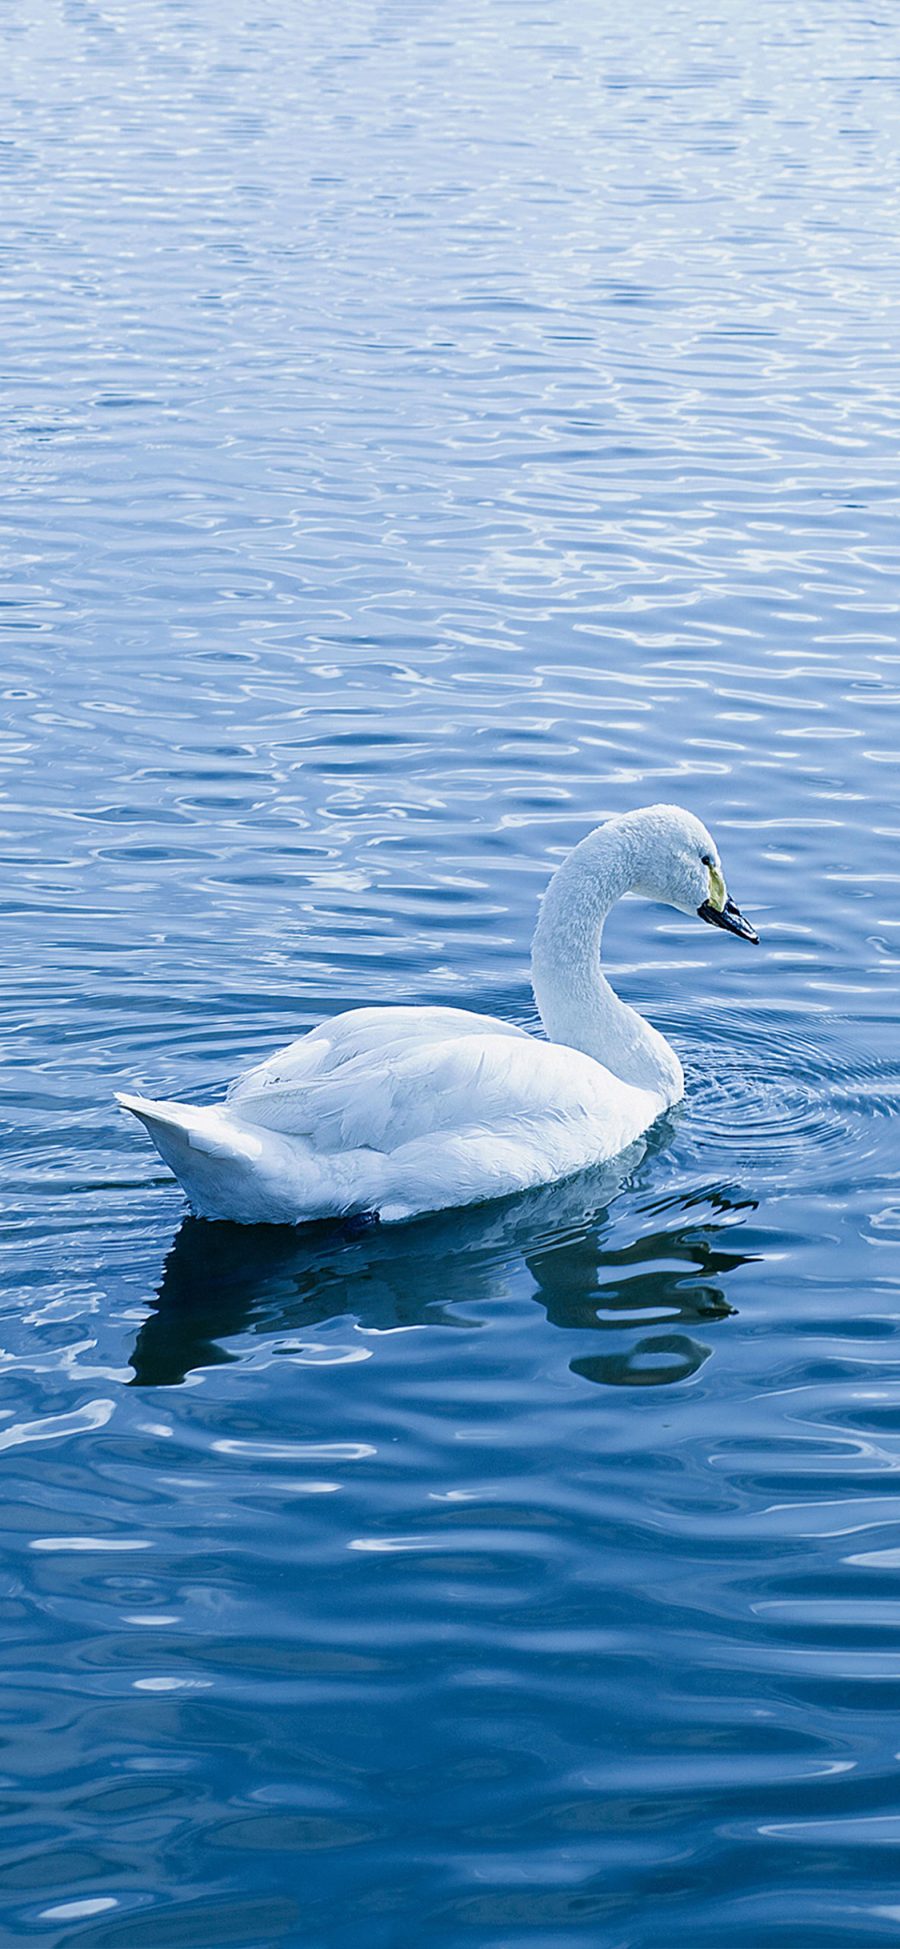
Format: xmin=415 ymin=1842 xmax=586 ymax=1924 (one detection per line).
xmin=118 ymin=805 xmax=757 ymax=1225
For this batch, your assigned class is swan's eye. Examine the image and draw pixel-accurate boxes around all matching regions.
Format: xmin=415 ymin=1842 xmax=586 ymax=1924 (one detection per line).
xmin=701 ymin=854 xmax=714 ymax=869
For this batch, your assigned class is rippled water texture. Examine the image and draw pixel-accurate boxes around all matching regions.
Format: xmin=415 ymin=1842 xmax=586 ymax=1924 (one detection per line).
xmin=3 ymin=0 xmax=900 ymax=1942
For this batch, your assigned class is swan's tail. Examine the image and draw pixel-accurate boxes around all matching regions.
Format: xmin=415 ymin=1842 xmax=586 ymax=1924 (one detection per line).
xmin=116 ymin=1091 xmax=285 ymax=1223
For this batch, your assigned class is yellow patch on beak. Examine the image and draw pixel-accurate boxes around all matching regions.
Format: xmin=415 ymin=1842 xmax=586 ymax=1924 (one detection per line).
xmin=707 ymin=865 xmax=726 ymax=912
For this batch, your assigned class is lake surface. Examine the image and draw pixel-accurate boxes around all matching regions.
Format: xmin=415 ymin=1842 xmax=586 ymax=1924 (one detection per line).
xmin=3 ymin=1 xmax=900 ymax=1942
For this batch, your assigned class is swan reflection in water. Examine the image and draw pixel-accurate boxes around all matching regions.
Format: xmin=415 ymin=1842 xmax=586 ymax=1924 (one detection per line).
xmin=130 ymin=1142 xmax=757 ymax=1390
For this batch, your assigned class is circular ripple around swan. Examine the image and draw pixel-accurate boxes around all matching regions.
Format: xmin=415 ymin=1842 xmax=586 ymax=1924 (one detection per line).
xmin=671 ymin=1012 xmax=899 ymax=1184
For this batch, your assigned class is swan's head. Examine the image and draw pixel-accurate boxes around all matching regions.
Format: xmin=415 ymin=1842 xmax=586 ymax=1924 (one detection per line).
xmin=623 ymin=804 xmax=758 ymax=942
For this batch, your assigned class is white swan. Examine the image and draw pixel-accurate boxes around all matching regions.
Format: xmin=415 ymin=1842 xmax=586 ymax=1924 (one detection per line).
xmin=117 ymin=804 xmax=758 ymax=1226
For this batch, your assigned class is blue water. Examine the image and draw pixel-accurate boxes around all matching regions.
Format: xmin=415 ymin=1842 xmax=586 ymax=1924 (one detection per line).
xmin=3 ymin=1 xmax=900 ymax=1942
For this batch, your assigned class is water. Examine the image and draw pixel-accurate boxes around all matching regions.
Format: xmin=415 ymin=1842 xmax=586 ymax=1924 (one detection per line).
xmin=3 ymin=0 xmax=900 ymax=1940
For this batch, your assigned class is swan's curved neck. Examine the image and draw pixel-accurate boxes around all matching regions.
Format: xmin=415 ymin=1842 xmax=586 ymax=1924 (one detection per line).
xmin=530 ymin=823 xmax=682 ymax=1106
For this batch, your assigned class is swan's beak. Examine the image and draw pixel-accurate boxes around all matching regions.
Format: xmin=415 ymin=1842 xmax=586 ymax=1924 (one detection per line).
xmin=698 ymin=895 xmax=759 ymax=944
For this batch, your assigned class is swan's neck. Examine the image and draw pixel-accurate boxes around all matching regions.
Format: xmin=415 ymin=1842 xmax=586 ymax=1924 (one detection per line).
xmin=530 ymin=824 xmax=683 ymax=1106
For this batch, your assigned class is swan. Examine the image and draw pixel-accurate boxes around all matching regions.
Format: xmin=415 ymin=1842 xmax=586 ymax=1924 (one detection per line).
xmin=117 ymin=803 xmax=758 ymax=1226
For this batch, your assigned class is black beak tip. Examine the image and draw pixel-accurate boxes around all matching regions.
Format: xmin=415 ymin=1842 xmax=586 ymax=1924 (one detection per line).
xmin=698 ymin=897 xmax=759 ymax=944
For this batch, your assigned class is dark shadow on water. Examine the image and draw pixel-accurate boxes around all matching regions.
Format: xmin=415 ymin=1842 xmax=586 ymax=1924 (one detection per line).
xmin=525 ymin=1194 xmax=753 ymax=1387
xmin=129 ymin=1136 xmax=758 ymax=1390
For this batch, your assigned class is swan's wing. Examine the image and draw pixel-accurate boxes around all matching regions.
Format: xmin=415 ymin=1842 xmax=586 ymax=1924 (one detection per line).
xmin=226 ymin=1006 xmax=531 ymax=1141
xmin=225 ymin=1006 xmax=600 ymax=1156
xmin=228 ymin=1006 xmax=529 ymax=1104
